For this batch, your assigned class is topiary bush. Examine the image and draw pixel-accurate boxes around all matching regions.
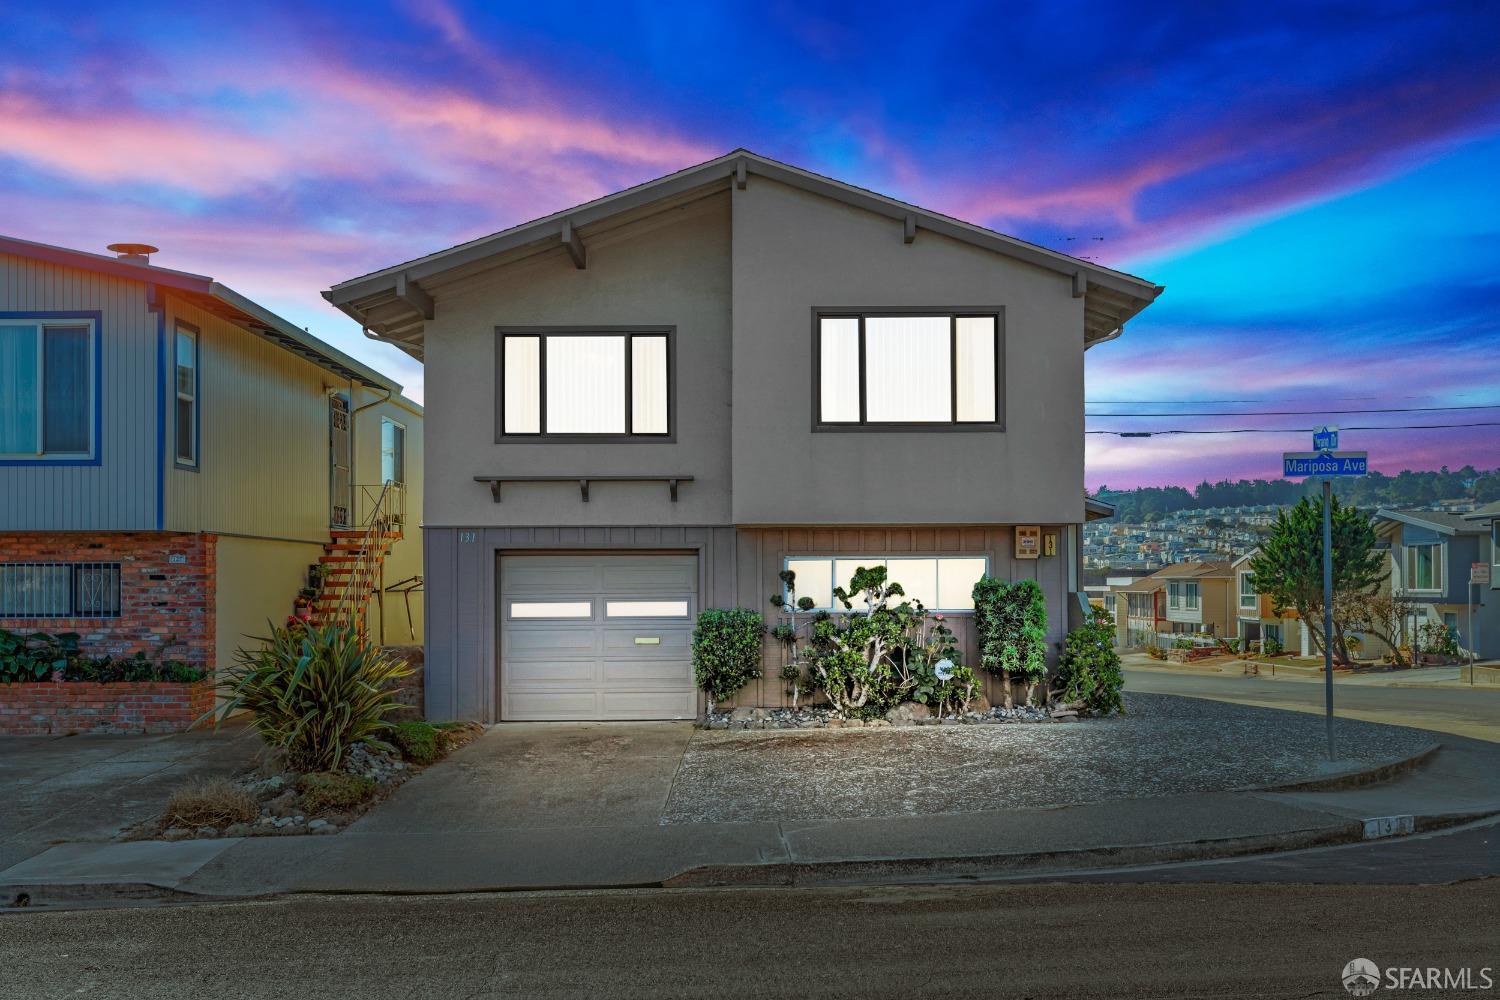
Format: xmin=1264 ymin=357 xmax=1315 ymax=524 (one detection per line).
xmin=691 ymin=608 xmax=766 ymax=714
xmin=212 ymin=622 xmax=413 ymax=772
xmin=972 ymin=576 xmax=1048 ymax=707
xmin=1054 ymin=607 xmax=1124 ymax=715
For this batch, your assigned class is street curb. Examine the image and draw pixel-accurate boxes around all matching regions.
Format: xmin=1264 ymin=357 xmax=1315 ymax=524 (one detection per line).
xmin=662 ymin=823 xmax=1366 ymax=888
xmin=1250 ymin=742 xmax=1440 ymax=793
xmin=1 ymin=882 xmax=217 ymax=911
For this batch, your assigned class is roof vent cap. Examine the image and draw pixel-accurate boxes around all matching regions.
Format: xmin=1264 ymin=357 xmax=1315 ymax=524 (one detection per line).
xmin=106 ymin=242 xmax=159 ymax=264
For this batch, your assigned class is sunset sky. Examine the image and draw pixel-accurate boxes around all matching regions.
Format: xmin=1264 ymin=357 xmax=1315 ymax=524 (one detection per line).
xmin=3 ymin=1 xmax=1497 ymax=488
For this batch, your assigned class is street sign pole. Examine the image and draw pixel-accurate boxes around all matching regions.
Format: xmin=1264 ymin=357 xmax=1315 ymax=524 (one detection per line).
xmin=1282 ymin=438 xmax=1366 ymax=763
xmin=1321 ymin=479 xmax=1335 ymax=761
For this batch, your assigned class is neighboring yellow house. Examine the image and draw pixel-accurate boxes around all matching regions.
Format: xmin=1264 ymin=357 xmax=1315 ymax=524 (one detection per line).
xmin=0 ymin=235 xmax=423 ymax=688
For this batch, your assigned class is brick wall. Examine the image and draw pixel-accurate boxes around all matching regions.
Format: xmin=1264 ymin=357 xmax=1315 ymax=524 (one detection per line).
xmin=0 ymin=680 xmax=216 ymax=735
xmin=0 ymin=532 xmax=217 ymax=669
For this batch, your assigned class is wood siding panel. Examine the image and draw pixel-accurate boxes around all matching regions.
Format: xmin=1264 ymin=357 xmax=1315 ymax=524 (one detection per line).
xmin=0 ymin=252 xmax=155 ymax=529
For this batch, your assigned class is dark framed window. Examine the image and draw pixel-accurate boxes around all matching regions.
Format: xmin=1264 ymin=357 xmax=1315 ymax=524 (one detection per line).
xmin=0 ymin=562 xmax=121 ymax=618
xmin=174 ymin=321 xmax=199 ymax=469
xmin=812 ymin=309 xmax=1002 ymax=430
xmin=496 ymin=327 xmax=672 ymax=440
xmin=0 ymin=316 xmax=97 ymax=461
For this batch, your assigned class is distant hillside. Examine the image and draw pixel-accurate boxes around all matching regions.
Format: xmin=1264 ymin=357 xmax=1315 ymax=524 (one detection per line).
xmin=1093 ymin=466 xmax=1500 ymax=522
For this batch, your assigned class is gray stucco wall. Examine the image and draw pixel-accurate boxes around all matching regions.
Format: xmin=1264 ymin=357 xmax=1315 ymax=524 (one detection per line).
xmin=729 ymin=177 xmax=1086 ymax=525
xmin=419 ymin=192 xmax=732 ymax=528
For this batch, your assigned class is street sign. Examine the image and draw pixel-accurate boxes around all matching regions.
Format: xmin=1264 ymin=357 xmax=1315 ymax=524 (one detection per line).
xmin=1312 ymin=425 xmax=1339 ymax=451
xmin=1282 ymin=451 xmax=1368 ymax=477
xmin=1474 ymin=563 xmax=1492 ymax=586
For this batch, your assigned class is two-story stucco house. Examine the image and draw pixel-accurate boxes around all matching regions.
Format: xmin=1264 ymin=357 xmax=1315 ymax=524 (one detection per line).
xmin=0 ymin=235 xmax=424 ymax=687
xmin=325 ymin=150 xmax=1161 ymax=722
xmin=1375 ymin=507 xmax=1496 ymax=659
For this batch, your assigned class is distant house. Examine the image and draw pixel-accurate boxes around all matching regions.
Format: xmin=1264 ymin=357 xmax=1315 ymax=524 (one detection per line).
xmin=1111 ymin=560 xmax=1234 ymax=648
xmin=1112 ymin=574 xmax=1165 ymax=648
xmin=0 ymin=236 xmax=424 ymax=690
xmin=1230 ymin=549 xmax=1300 ymax=653
xmin=1375 ymin=507 xmax=1497 ymax=659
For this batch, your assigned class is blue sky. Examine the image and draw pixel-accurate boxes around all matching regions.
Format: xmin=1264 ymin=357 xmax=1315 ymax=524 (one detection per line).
xmin=2 ymin=0 xmax=1497 ymax=486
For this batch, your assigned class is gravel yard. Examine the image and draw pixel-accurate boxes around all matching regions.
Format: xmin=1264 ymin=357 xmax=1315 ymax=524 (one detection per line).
xmin=661 ymin=692 xmax=1437 ymax=824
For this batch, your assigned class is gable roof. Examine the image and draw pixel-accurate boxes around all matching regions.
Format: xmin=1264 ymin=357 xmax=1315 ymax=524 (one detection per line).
xmin=1463 ymin=499 xmax=1500 ymax=522
xmin=324 ymin=148 xmax=1164 ymax=361
xmin=1374 ymin=508 xmax=1485 ymax=536
xmin=1155 ymin=560 xmax=1234 ymax=580
xmin=0 ymin=234 xmax=401 ymax=391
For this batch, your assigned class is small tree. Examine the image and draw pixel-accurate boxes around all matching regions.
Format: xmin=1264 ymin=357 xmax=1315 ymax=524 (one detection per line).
xmin=769 ymin=570 xmax=817 ymax=709
xmin=691 ymin=609 xmax=766 ymax=716
xmin=1336 ymin=589 xmax=1415 ymax=668
xmin=1054 ymin=607 xmax=1124 ymax=715
xmin=973 ymin=576 xmax=1048 ymax=707
xmin=1247 ymin=495 xmax=1386 ymax=661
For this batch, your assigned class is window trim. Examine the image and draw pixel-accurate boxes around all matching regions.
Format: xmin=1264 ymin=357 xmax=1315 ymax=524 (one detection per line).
xmin=172 ymin=320 xmax=200 ymax=471
xmin=810 ymin=307 xmax=1005 ymax=432
xmin=494 ymin=326 xmax=676 ymax=443
xmin=380 ymin=416 xmax=407 ymax=486
xmin=1168 ymin=580 xmax=1201 ymax=611
xmin=780 ymin=554 xmax=992 ymax=613
xmin=1238 ymin=570 xmax=1257 ymax=609
xmin=0 ymin=311 xmax=102 ymax=466
xmin=1403 ymin=541 xmax=1444 ymax=593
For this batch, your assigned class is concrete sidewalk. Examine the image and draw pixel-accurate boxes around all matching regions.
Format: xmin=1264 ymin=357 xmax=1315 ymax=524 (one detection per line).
xmin=4 ymin=733 xmax=1496 ymax=902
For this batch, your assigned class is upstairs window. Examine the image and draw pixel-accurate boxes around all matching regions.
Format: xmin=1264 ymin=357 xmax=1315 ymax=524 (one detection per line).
xmin=0 ymin=317 xmax=96 ymax=460
xmin=816 ymin=311 xmax=1000 ymax=428
xmin=1405 ymin=543 xmax=1442 ymax=591
xmin=380 ymin=417 xmax=406 ymax=485
xmin=499 ymin=329 xmax=670 ymax=438
xmin=1239 ymin=571 xmax=1257 ymax=609
xmin=174 ymin=323 xmax=199 ymax=468
xmin=1168 ymin=581 xmax=1201 ymax=610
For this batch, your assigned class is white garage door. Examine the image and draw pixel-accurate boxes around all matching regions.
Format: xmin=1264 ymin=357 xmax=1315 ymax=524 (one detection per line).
xmin=499 ymin=553 xmax=698 ymax=721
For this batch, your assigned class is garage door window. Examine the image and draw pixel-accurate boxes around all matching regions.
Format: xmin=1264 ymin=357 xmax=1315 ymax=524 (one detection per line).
xmin=783 ymin=555 xmax=989 ymax=611
xmin=508 ymin=600 xmax=592 ymax=619
xmin=605 ymin=600 xmax=690 ymax=618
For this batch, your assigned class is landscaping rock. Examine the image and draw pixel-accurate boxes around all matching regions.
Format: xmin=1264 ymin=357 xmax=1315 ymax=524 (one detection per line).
xmin=824 ymin=719 xmax=845 ymax=728
xmin=196 ymin=826 xmax=219 ymax=838
xmin=307 ymin=818 xmax=329 ymax=831
xmin=884 ymin=702 xmax=932 ymax=727
xmin=267 ymin=791 xmax=299 ymax=818
xmin=224 ymin=823 xmax=254 ymax=838
xmin=729 ymin=707 xmax=754 ymax=722
xmin=750 ymin=707 xmax=772 ymax=721
xmin=313 ymin=822 xmax=339 ymax=835
xmin=161 ymin=827 xmax=191 ymax=841
xmin=845 ymin=718 xmax=865 ymax=728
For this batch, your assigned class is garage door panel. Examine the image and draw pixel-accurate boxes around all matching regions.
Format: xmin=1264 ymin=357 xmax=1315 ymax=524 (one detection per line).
xmin=505 ymin=659 xmax=598 ymax=686
xmin=599 ymin=561 xmax=696 ymax=592
xmin=505 ymin=629 xmax=598 ymax=657
xmin=601 ymin=658 xmax=693 ymax=685
xmin=500 ymin=553 xmax=699 ymax=721
xmin=504 ymin=690 xmax=600 ymax=720
xmin=501 ymin=560 xmax=601 ymax=594
xmin=600 ymin=690 xmax=697 ymax=720
xmin=601 ymin=628 xmax=691 ymax=657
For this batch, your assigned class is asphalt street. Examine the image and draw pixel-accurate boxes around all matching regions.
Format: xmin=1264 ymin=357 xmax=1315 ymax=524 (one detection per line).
xmin=4 ymin=880 xmax=1497 ymax=999
xmin=1122 ymin=664 xmax=1500 ymax=742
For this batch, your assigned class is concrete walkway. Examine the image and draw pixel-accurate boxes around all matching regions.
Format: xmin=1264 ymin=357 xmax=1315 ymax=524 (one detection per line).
xmin=3 ymin=697 xmax=1497 ymax=903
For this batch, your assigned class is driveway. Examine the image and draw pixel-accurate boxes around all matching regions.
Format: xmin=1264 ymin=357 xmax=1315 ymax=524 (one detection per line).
xmin=0 ymin=725 xmax=261 ymax=870
xmin=355 ymin=693 xmax=1436 ymax=832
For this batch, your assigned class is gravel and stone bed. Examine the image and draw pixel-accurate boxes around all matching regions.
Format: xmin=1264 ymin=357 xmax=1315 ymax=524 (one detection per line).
xmin=662 ymin=692 xmax=1437 ymax=824
xmin=702 ymin=703 xmax=1054 ymax=730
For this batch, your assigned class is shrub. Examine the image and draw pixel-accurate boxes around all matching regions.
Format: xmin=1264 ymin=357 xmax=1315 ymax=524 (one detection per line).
xmin=0 ymin=628 xmax=80 ymax=683
xmin=1263 ymin=634 xmax=1284 ymax=656
xmin=691 ymin=608 xmax=766 ymax=714
xmin=1054 ymin=608 xmax=1124 ymax=715
xmin=297 ymin=771 xmax=377 ymax=813
xmin=1418 ymin=621 xmax=1459 ymax=658
xmin=212 ymin=622 xmax=413 ymax=772
xmin=972 ymin=576 xmax=1048 ymax=707
xmin=390 ymin=721 xmax=441 ymax=764
xmin=1224 ymin=637 xmax=1242 ymax=654
xmin=163 ymin=778 xmax=258 ymax=829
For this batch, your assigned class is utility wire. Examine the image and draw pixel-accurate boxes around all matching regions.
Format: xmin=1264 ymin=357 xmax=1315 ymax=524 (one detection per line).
xmin=1087 ymin=420 xmax=1500 ymax=437
xmin=1086 ymin=403 xmax=1500 ymax=417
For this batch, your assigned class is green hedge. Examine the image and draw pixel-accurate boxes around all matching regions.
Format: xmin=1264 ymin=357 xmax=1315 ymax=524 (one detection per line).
xmin=691 ymin=608 xmax=765 ymax=710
